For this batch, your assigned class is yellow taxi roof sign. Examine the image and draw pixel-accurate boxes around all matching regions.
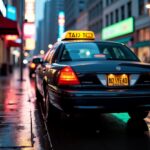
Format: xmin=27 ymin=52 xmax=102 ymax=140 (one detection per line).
xmin=61 ymin=30 xmax=95 ymax=41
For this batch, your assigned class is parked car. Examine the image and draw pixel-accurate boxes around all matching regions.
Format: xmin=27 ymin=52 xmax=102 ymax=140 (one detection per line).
xmin=29 ymin=56 xmax=43 ymax=78
xmin=35 ymin=30 xmax=150 ymax=122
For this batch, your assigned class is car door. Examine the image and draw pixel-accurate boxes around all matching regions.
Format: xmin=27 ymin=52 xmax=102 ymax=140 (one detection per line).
xmin=36 ymin=51 xmax=51 ymax=96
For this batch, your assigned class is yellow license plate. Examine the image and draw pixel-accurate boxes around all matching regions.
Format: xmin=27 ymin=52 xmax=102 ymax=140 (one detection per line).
xmin=107 ymin=74 xmax=129 ymax=87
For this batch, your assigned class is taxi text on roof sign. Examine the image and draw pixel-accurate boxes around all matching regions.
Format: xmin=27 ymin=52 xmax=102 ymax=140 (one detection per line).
xmin=61 ymin=30 xmax=95 ymax=41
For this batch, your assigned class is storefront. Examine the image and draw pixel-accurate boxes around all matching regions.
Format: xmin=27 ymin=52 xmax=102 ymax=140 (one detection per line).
xmin=0 ymin=3 xmax=21 ymax=75
xmin=133 ymin=27 xmax=150 ymax=63
xmin=101 ymin=17 xmax=135 ymax=48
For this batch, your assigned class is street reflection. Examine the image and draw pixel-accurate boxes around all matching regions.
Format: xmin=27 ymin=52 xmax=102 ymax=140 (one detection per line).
xmin=47 ymin=113 xmax=150 ymax=150
xmin=127 ymin=118 xmax=149 ymax=135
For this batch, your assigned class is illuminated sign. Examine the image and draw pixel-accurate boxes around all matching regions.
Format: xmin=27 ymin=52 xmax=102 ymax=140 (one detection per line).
xmin=58 ymin=11 xmax=65 ymax=39
xmin=23 ymin=23 xmax=35 ymax=39
xmin=24 ymin=38 xmax=35 ymax=50
xmin=6 ymin=5 xmax=16 ymax=21
xmin=25 ymin=0 xmax=35 ymax=22
xmin=0 ymin=0 xmax=6 ymax=17
xmin=23 ymin=23 xmax=35 ymax=50
xmin=102 ymin=17 xmax=134 ymax=40
xmin=5 ymin=35 xmax=18 ymax=41
xmin=61 ymin=30 xmax=95 ymax=40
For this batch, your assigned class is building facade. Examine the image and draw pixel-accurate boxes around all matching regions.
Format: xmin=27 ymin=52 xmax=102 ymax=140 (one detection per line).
xmin=0 ymin=0 xmax=23 ymax=75
xmin=102 ymin=0 xmax=150 ymax=63
xmin=35 ymin=0 xmax=64 ymax=54
xmin=64 ymin=0 xmax=150 ymax=63
xmin=87 ymin=0 xmax=103 ymax=40
xmin=64 ymin=0 xmax=86 ymax=30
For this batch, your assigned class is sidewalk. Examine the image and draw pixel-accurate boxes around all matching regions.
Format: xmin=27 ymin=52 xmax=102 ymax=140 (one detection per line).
xmin=0 ymin=68 xmax=50 ymax=150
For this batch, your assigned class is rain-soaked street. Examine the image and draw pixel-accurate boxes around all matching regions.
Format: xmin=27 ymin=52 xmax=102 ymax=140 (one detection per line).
xmin=0 ymin=68 xmax=150 ymax=150
xmin=47 ymin=112 xmax=150 ymax=150
xmin=0 ymin=68 xmax=50 ymax=150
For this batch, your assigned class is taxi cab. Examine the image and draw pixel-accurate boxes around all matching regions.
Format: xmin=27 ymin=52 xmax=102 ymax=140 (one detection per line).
xmin=35 ymin=30 xmax=150 ymax=121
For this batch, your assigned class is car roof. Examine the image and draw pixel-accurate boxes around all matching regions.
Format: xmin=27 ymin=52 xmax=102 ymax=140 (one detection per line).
xmin=59 ymin=40 xmax=125 ymax=45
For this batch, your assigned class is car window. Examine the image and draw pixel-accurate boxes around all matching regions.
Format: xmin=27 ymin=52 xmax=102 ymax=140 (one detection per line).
xmin=44 ymin=50 xmax=51 ymax=62
xmin=60 ymin=42 xmax=139 ymax=62
xmin=32 ymin=58 xmax=42 ymax=64
xmin=46 ymin=50 xmax=55 ymax=64
xmin=61 ymin=43 xmax=100 ymax=61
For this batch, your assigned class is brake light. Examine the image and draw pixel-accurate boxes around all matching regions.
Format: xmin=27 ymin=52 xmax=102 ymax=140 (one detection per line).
xmin=58 ymin=66 xmax=80 ymax=85
xmin=30 ymin=63 xmax=36 ymax=69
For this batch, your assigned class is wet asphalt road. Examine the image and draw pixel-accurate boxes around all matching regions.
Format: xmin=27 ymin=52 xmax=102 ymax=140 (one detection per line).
xmin=47 ymin=113 xmax=150 ymax=150
xmin=30 ymin=75 xmax=150 ymax=150
xmin=0 ymin=68 xmax=50 ymax=150
xmin=0 ymin=68 xmax=150 ymax=150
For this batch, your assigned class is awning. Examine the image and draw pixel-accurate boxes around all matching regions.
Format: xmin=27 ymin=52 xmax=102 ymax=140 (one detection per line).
xmin=115 ymin=36 xmax=132 ymax=44
xmin=0 ymin=16 xmax=21 ymax=36
xmin=133 ymin=41 xmax=150 ymax=48
xmin=7 ymin=40 xmax=21 ymax=47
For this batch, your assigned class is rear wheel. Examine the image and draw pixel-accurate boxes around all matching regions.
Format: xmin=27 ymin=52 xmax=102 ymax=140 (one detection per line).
xmin=44 ymin=87 xmax=61 ymax=123
xmin=35 ymin=79 xmax=43 ymax=103
xmin=35 ymin=86 xmax=43 ymax=103
xmin=128 ymin=111 xmax=149 ymax=120
xmin=29 ymin=72 xmax=32 ymax=78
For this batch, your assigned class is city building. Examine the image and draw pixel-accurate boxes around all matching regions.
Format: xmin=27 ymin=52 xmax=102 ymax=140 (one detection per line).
xmin=101 ymin=0 xmax=150 ymax=63
xmin=64 ymin=0 xmax=150 ymax=63
xmin=87 ymin=0 xmax=103 ymax=40
xmin=35 ymin=0 xmax=64 ymax=54
xmin=64 ymin=0 xmax=86 ymax=30
xmin=0 ymin=0 xmax=23 ymax=75
xmin=76 ymin=11 xmax=88 ymax=30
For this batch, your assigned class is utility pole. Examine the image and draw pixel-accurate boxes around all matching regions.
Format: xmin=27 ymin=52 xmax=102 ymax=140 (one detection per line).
xmin=20 ymin=0 xmax=24 ymax=81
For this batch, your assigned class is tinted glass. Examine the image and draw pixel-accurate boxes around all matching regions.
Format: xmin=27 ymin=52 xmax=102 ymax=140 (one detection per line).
xmin=32 ymin=58 xmax=42 ymax=63
xmin=60 ymin=42 xmax=139 ymax=62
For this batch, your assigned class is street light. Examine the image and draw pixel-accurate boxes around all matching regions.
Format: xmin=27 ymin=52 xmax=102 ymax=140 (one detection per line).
xmin=48 ymin=44 xmax=53 ymax=49
xmin=145 ymin=3 xmax=150 ymax=9
xmin=40 ymin=50 xmax=45 ymax=55
xmin=145 ymin=3 xmax=150 ymax=15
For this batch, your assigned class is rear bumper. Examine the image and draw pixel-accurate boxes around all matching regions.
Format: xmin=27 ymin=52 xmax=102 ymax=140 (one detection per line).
xmin=48 ymin=87 xmax=150 ymax=113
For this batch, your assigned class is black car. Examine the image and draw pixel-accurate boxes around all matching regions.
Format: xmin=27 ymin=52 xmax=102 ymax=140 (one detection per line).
xmin=35 ymin=31 xmax=150 ymax=121
xmin=29 ymin=56 xmax=43 ymax=78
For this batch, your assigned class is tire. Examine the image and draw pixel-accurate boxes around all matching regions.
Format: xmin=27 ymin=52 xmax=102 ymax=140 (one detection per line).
xmin=35 ymin=86 xmax=43 ymax=103
xmin=29 ymin=73 xmax=32 ymax=78
xmin=44 ymin=87 xmax=61 ymax=123
xmin=35 ymin=77 xmax=43 ymax=103
xmin=128 ymin=111 xmax=149 ymax=120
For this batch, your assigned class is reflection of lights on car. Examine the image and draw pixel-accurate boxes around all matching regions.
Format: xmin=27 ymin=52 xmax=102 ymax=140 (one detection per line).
xmin=40 ymin=50 xmax=45 ymax=55
xmin=86 ymin=51 xmax=90 ymax=56
xmin=48 ymin=44 xmax=53 ymax=49
xmin=23 ymin=59 xmax=28 ymax=64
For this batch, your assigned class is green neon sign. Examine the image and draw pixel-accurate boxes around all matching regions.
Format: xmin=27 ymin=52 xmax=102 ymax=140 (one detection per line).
xmin=102 ymin=17 xmax=134 ymax=40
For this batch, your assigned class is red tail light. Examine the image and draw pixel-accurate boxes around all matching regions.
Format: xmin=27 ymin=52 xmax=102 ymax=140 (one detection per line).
xmin=30 ymin=63 xmax=36 ymax=69
xmin=58 ymin=66 xmax=80 ymax=85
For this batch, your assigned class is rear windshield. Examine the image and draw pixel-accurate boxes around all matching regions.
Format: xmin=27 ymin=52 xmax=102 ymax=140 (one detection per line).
xmin=60 ymin=42 xmax=139 ymax=62
xmin=32 ymin=58 xmax=42 ymax=63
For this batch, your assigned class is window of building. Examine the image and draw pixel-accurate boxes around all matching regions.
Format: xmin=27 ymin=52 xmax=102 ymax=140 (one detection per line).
xmin=115 ymin=9 xmax=119 ymax=22
xmin=121 ymin=5 xmax=125 ymax=20
xmin=99 ymin=0 xmax=103 ymax=13
xmin=138 ymin=29 xmax=145 ymax=41
xmin=139 ymin=0 xmax=145 ymax=16
xmin=145 ymin=28 xmax=150 ymax=40
xmin=106 ymin=14 xmax=109 ymax=26
xmin=127 ymin=1 xmax=132 ymax=17
xmin=110 ymin=12 xmax=113 ymax=24
xmin=106 ymin=0 xmax=109 ymax=6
